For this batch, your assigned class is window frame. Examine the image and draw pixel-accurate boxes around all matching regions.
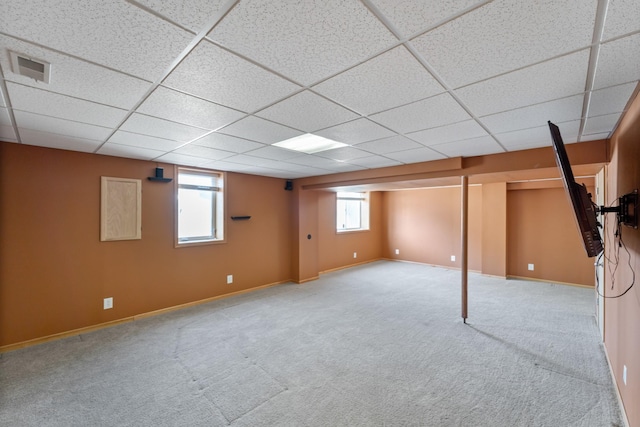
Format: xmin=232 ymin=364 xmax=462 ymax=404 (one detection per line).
xmin=336 ymin=191 xmax=370 ymax=233
xmin=175 ymin=166 xmax=226 ymax=247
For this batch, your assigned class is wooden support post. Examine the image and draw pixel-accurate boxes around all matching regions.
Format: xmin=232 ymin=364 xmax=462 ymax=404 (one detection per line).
xmin=461 ymin=175 xmax=469 ymax=323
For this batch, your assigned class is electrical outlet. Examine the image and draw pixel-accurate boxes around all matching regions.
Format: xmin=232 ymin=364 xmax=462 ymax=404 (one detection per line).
xmin=103 ymin=297 xmax=113 ymax=310
xmin=528 ymin=263 xmax=535 ymax=271
xmin=227 ymin=274 xmax=233 ymax=284
xmin=451 ymin=255 xmax=455 ymax=262
xmin=353 ymin=252 xmax=357 ymax=258
xmin=623 ymin=365 xmax=627 ymax=385
xmin=395 ymin=249 xmax=400 ymax=255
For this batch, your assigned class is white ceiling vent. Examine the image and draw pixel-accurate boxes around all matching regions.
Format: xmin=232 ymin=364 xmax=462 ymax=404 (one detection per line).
xmin=9 ymin=51 xmax=51 ymax=83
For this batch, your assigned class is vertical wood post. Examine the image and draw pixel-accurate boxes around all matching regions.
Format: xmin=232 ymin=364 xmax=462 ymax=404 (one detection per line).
xmin=461 ymin=175 xmax=469 ymax=323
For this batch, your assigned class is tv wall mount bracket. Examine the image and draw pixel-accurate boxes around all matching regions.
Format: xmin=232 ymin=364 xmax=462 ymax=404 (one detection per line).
xmin=598 ymin=189 xmax=638 ymax=229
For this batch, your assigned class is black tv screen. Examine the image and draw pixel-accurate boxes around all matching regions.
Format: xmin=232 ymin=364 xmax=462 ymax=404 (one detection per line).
xmin=548 ymin=121 xmax=603 ymax=257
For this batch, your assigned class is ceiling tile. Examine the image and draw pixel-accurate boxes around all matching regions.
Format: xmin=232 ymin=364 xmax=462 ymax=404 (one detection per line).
xmin=172 ymin=144 xmax=235 ymax=161
xmin=355 ymin=135 xmax=423 ymax=154
xmin=163 ymin=40 xmax=300 ymax=113
xmin=583 ymin=113 xmax=621 ymax=136
xmin=384 ymin=147 xmax=446 ymax=163
xmin=241 ymin=145 xmax=301 ymax=161
xmin=0 ymin=107 xmax=12 ymax=127
xmin=314 ymin=119 xmax=396 ymax=145
xmin=593 ymin=34 xmax=640 ymax=90
xmin=496 ymin=121 xmax=580 ymax=151
xmin=285 ymin=154 xmax=342 ymax=169
xmin=221 ymin=154 xmax=288 ymax=170
xmin=208 ymin=0 xmax=397 ymax=85
xmin=411 ymin=0 xmax=596 ymax=88
xmin=154 ymin=152 xmax=212 ymax=167
xmin=602 ymin=0 xmax=640 ymax=40
xmin=13 ymin=111 xmax=113 ymax=141
xmin=97 ymin=143 xmax=165 ymax=160
xmin=369 ymin=93 xmax=471 ymax=134
xmin=346 ymin=155 xmax=403 ymax=169
xmin=313 ymin=46 xmax=444 ymax=115
xmin=322 ymin=162 xmax=367 ymax=173
xmin=0 ymin=35 xmax=151 ymax=110
xmin=314 ymin=147 xmax=372 ymax=161
xmin=246 ymin=161 xmax=329 ymax=176
xmin=407 ymin=120 xmax=488 ymax=146
xmin=219 ymin=116 xmax=303 ymax=145
xmin=134 ymin=0 xmax=229 ymax=33
xmin=0 ymin=107 xmax=17 ymax=142
xmin=19 ymin=128 xmax=102 ymax=152
xmin=7 ymin=83 xmax=127 ymax=127
xmin=455 ymin=50 xmax=590 ymax=117
xmin=230 ymin=166 xmax=290 ymax=179
xmin=369 ymin=0 xmax=484 ymax=38
xmin=136 ymin=86 xmax=245 ymax=131
xmin=430 ymin=135 xmax=504 ymax=157
xmin=192 ymin=133 xmax=266 ymax=153
xmin=200 ymin=160 xmax=255 ymax=173
xmin=256 ymin=91 xmax=358 ymax=132
xmin=480 ymin=95 xmax=584 ymax=134
xmin=108 ymin=130 xmax=185 ymax=152
xmin=0 ymin=1 xmax=193 ymax=80
xmin=581 ymin=132 xmax=610 ymax=142
xmin=120 ymin=113 xmax=209 ymax=142
xmin=588 ymin=83 xmax=637 ymax=117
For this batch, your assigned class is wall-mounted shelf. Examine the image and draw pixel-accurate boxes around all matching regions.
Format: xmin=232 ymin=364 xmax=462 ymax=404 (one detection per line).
xmin=148 ymin=167 xmax=172 ymax=183
xmin=231 ymin=216 xmax=251 ymax=221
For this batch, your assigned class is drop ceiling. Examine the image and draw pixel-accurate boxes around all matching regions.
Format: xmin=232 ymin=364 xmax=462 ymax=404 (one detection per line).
xmin=0 ymin=0 xmax=638 ymax=179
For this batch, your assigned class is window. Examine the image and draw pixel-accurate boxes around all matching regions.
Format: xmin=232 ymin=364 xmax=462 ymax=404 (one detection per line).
xmin=336 ymin=191 xmax=369 ymax=232
xmin=176 ymin=168 xmax=224 ymax=245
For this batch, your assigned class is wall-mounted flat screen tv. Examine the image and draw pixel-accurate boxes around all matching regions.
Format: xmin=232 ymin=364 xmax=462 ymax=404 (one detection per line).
xmin=548 ymin=121 xmax=603 ymax=257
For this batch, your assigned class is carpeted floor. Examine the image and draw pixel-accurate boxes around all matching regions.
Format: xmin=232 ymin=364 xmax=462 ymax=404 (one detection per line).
xmin=0 ymin=261 xmax=623 ymax=426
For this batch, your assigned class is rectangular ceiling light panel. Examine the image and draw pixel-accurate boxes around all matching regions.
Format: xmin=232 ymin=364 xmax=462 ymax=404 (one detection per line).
xmin=273 ymin=133 xmax=348 ymax=154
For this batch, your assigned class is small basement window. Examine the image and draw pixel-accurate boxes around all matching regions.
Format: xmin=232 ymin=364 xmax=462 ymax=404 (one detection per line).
xmin=176 ymin=167 xmax=225 ymax=246
xmin=336 ymin=191 xmax=369 ymax=232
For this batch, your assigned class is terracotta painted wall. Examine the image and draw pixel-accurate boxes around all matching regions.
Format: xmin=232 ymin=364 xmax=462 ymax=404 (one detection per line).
xmin=292 ymin=187 xmax=319 ymax=283
xmin=317 ymin=191 xmax=382 ymax=272
xmin=482 ymin=183 xmax=507 ymax=277
xmin=604 ymin=89 xmax=640 ymax=427
xmin=381 ymin=186 xmax=483 ymax=271
xmin=0 ymin=143 xmax=293 ymax=347
xmin=506 ymin=187 xmax=597 ymax=286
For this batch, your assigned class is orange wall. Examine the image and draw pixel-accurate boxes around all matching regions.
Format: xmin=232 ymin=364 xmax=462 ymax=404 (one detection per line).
xmin=381 ymin=186 xmax=483 ymax=271
xmin=604 ymin=89 xmax=640 ymax=427
xmin=0 ymin=142 xmax=293 ymax=347
xmin=381 ymin=183 xmax=595 ymax=285
xmin=317 ymin=191 xmax=382 ymax=272
xmin=506 ymin=187 xmax=597 ymax=286
xmin=482 ymin=182 xmax=507 ymax=276
xmin=292 ymin=186 xmax=319 ymax=283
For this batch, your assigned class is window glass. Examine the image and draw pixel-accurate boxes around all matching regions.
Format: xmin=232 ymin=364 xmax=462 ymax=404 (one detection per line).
xmin=177 ymin=168 xmax=224 ymax=245
xmin=336 ymin=192 xmax=369 ymax=232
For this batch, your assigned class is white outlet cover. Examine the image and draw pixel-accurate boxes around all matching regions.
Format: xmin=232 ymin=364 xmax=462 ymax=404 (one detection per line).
xmin=395 ymin=249 xmax=400 ymax=255
xmin=353 ymin=252 xmax=357 ymax=258
xmin=227 ymin=274 xmax=233 ymax=284
xmin=451 ymin=255 xmax=455 ymax=262
xmin=528 ymin=263 xmax=535 ymax=271
xmin=103 ymin=297 xmax=113 ymax=310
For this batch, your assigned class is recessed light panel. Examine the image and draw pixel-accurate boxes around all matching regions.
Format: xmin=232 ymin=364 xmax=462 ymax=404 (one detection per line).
xmin=273 ymin=133 xmax=348 ymax=154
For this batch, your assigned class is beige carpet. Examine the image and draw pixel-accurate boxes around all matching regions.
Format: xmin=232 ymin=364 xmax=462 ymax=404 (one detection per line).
xmin=0 ymin=261 xmax=623 ymax=426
